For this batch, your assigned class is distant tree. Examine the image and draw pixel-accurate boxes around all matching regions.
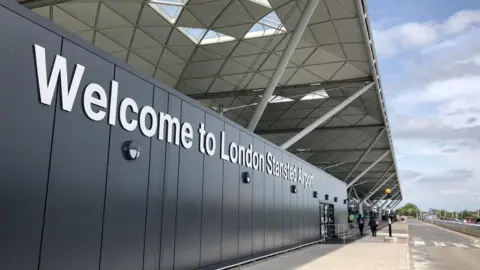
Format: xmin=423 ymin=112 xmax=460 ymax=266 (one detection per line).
xmin=395 ymin=203 xmax=420 ymax=216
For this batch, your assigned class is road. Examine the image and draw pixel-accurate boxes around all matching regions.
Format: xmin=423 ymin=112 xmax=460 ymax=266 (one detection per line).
xmin=408 ymin=218 xmax=480 ymax=269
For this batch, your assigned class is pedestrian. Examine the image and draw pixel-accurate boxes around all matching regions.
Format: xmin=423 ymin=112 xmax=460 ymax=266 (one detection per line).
xmin=357 ymin=214 xmax=365 ymax=236
xmin=369 ymin=217 xmax=378 ymax=237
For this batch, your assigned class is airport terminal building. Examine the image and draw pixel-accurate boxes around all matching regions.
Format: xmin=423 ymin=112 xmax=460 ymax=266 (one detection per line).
xmin=1 ymin=0 xmax=402 ymax=269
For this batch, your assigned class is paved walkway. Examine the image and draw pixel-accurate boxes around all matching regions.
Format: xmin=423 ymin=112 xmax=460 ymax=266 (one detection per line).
xmin=240 ymin=222 xmax=410 ymax=270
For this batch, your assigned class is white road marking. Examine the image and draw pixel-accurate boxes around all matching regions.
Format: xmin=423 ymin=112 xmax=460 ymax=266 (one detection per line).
xmin=452 ymin=243 xmax=468 ymax=248
xmin=472 ymin=244 xmax=480 ymax=249
xmin=433 ymin=241 xmax=446 ymax=247
xmin=414 ymin=240 xmax=425 ymax=246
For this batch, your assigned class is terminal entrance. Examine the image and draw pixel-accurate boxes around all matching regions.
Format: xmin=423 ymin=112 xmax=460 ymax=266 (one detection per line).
xmin=320 ymin=203 xmax=335 ymax=239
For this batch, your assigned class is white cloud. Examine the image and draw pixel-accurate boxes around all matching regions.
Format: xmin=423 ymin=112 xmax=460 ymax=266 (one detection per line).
xmin=394 ymin=75 xmax=480 ymax=129
xmin=374 ymin=9 xmax=480 ymax=57
xmin=443 ymin=10 xmax=480 ymax=35
xmin=373 ymin=23 xmax=438 ymax=56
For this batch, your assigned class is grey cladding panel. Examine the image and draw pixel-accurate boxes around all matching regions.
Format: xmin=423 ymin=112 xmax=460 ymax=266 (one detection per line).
xmin=221 ymin=124 xmax=240 ymax=262
xmin=100 ymin=67 xmax=153 ymax=270
xmin=264 ymin=143 xmax=275 ymax=250
xmin=175 ymin=102 xmax=205 ymax=270
xmin=143 ymin=87 xmax=168 ymax=270
xmin=238 ymin=132 xmax=253 ymax=258
xmin=160 ymin=95 xmax=181 ymax=270
xmin=0 ymin=7 xmax=61 ymax=270
xmin=39 ymin=40 xmax=113 ymax=270
xmin=200 ymin=115 xmax=224 ymax=267
xmin=252 ymin=138 xmax=265 ymax=254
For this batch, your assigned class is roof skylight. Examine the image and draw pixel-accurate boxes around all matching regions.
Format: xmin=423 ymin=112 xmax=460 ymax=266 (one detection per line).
xmin=247 ymin=0 xmax=272 ymax=8
xmin=245 ymin=11 xmax=286 ymax=39
xmin=148 ymin=0 xmax=187 ymax=23
xmin=301 ymin=89 xmax=329 ymax=101
xmin=178 ymin=27 xmax=235 ymax=45
xmin=260 ymin=94 xmax=294 ymax=103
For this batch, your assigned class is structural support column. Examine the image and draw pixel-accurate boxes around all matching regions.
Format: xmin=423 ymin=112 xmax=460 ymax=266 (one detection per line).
xmin=280 ymin=82 xmax=375 ymax=149
xmin=247 ymin=0 xmax=320 ymax=131
xmin=344 ymin=128 xmax=385 ymax=182
xmin=360 ymin=173 xmax=396 ymax=203
xmin=346 ymin=150 xmax=391 ymax=188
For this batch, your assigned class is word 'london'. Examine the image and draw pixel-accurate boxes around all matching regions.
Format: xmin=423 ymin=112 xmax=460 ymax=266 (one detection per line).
xmin=33 ymin=44 xmax=314 ymax=187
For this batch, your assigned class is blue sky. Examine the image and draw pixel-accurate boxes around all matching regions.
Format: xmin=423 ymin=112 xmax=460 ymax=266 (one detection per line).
xmin=367 ymin=0 xmax=480 ymax=211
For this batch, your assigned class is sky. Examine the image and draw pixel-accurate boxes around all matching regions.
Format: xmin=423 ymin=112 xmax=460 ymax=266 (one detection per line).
xmin=367 ymin=0 xmax=480 ymax=211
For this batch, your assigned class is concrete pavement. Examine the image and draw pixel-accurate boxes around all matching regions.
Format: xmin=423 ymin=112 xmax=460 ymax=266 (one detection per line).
xmin=240 ymin=222 xmax=410 ymax=270
xmin=408 ymin=218 xmax=480 ymax=269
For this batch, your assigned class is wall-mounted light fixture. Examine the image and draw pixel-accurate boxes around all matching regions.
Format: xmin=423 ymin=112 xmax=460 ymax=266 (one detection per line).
xmin=313 ymin=191 xmax=318 ymax=198
xmin=291 ymin=185 xmax=297 ymax=194
xmin=122 ymin=140 xmax=141 ymax=160
xmin=334 ymin=197 xmax=338 ymax=202
xmin=242 ymin=172 xmax=251 ymax=183
xmin=324 ymin=194 xmax=329 ymax=200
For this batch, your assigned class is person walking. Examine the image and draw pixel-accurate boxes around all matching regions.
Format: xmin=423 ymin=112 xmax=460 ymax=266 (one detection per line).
xmin=369 ymin=217 xmax=378 ymax=237
xmin=357 ymin=214 xmax=365 ymax=236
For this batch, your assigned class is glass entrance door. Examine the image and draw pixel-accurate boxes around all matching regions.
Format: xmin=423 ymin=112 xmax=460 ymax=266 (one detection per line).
xmin=320 ymin=203 xmax=335 ymax=239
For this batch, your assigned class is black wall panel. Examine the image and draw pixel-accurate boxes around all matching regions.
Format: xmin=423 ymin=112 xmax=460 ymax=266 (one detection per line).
xmin=174 ymin=102 xmax=205 ymax=270
xmin=264 ymin=144 xmax=275 ymax=250
xmin=221 ymin=123 xmax=240 ymax=262
xmin=200 ymin=115 xmax=224 ymax=267
xmin=39 ymin=40 xmax=113 ymax=270
xmin=274 ymin=147 xmax=283 ymax=248
xmin=238 ymin=132 xmax=253 ymax=258
xmin=0 ymin=3 xmax=350 ymax=270
xmin=281 ymin=150 xmax=290 ymax=247
xmin=252 ymin=138 xmax=265 ymax=254
xmin=100 ymin=67 xmax=153 ymax=270
xmin=0 ymin=7 xmax=61 ymax=270
xmin=143 ymin=87 xmax=168 ymax=270
xmin=160 ymin=96 xmax=181 ymax=270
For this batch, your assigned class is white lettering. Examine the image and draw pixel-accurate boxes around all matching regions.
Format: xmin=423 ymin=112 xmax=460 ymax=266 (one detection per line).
xmin=198 ymin=123 xmax=206 ymax=154
xmin=253 ymin=152 xmax=259 ymax=170
xmin=119 ymin=97 xmax=138 ymax=131
xmin=158 ymin=112 xmax=180 ymax=145
xmin=266 ymin=152 xmax=273 ymax=174
xmin=83 ymin=83 xmax=107 ymax=121
xmin=220 ymin=132 xmax=229 ymax=161
xmin=139 ymin=106 xmax=157 ymax=137
xmin=34 ymin=44 xmax=85 ymax=111
xmin=230 ymin=142 xmax=238 ymax=163
xmin=109 ymin=80 xmax=118 ymax=125
xmin=205 ymin=132 xmax=216 ymax=156
xmin=246 ymin=144 xmax=253 ymax=168
xmin=181 ymin=122 xmax=193 ymax=149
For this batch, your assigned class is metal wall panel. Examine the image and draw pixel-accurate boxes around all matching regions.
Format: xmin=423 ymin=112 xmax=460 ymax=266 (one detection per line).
xmin=174 ymin=102 xmax=205 ymax=270
xmin=252 ymin=138 xmax=265 ymax=254
xmin=264 ymin=144 xmax=275 ymax=250
xmin=160 ymin=96 xmax=181 ymax=270
xmin=238 ymin=131 xmax=253 ymax=258
xmin=221 ymin=124 xmax=240 ymax=262
xmin=0 ymin=7 xmax=61 ymax=269
xmin=200 ymin=115 xmax=224 ymax=267
xmin=274 ymin=148 xmax=284 ymax=248
xmin=39 ymin=40 xmax=113 ymax=270
xmin=281 ymin=150 xmax=291 ymax=247
xmin=100 ymin=67 xmax=152 ymax=270
xmin=143 ymin=88 xmax=168 ymax=270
